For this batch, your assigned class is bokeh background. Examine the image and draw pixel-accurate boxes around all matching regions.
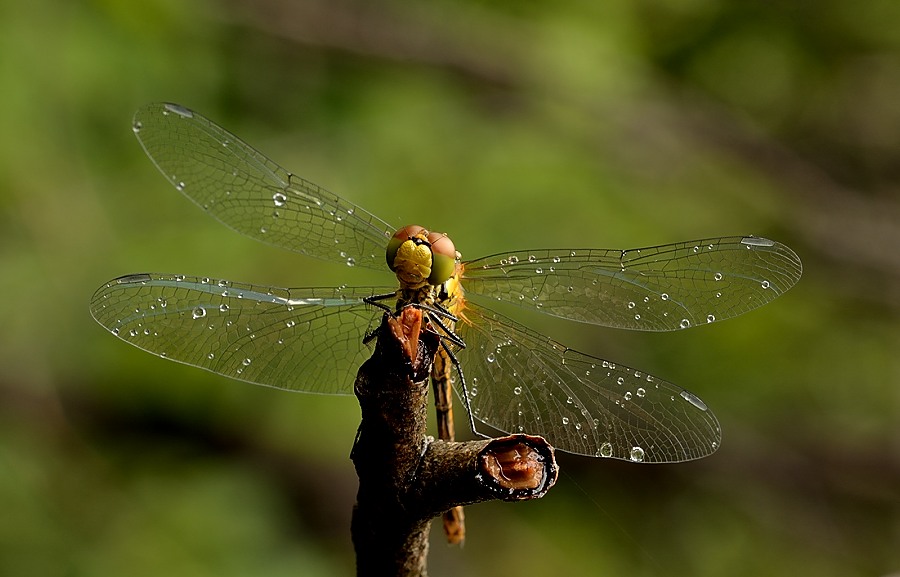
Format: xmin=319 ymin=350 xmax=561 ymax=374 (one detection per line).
xmin=2 ymin=1 xmax=899 ymax=575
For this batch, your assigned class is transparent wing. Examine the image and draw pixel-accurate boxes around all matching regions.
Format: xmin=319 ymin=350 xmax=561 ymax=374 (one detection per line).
xmin=455 ymin=301 xmax=721 ymax=462
xmin=462 ymin=236 xmax=802 ymax=331
xmin=90 ymin=273 xmax=394 ymax=394
xmin=132 ymin=103 xmax=394 ymax=270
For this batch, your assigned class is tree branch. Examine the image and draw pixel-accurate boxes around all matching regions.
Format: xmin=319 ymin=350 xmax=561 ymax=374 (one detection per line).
xmin=350 ymin=308 xmax=557 ymax=576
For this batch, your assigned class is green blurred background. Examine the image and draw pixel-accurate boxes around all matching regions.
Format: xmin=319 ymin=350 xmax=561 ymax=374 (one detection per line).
xmin=2 ymin=0 xmax=898 ymax=575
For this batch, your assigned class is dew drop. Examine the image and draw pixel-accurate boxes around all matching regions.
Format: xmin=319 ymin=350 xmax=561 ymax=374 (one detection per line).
xmin=707 ymin=314 xmax=716 ymax=323
xmin=680 ymin=318 xmax=691 ymax=329
xmin=741 ymin=236 xmax=775 ymax=247
xmin=761 ymin=280 xmax=770 ymax=289
xmin=132 ymin=121 xmax=142 ymax=133
xmin=714 ymin=272 xmax=723 ymax=281
xmin=661 ymin=293 xmax=669 ymax=301
xmin=636 ymin=387 xmax=646 ymax=397
xmin=680 ymin=390 xmax=708 ymax=411
xmin=346 ymin=257 xmax=356 ymax=267
xmin=627 ymin=301 xmax=635 ymax=309
xmin=624 ymin=391 xmax=632 ymax=401
xmin=273 ymin=192 xmax=287 ymax=207
xmin=629 ymin=446 xmax=645 ymax=462
xmin=513 ymin=386 xmax=522 ymax=395
xmin=163 ymin=103 xmax=193 ymax=118
xmin=192 ymin=306 xmax=206 ymax=319
xmin=562 ymin=417 xmax=570 ymax=425
xmin=242 ymin=358 xmax=251 ymax=366
xmin=599 ymin=442 xmax=613 ymax=458
xmin=486 ymin=352 xmax=496 ymax=363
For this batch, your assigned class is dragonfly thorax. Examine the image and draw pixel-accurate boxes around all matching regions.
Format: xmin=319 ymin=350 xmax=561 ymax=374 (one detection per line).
xmin=386 ymin=225 xmax=457 ymax=290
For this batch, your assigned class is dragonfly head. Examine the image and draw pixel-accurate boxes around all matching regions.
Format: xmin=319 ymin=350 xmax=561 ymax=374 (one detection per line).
xmin=387 ymin=225 xmax=457 ymax=289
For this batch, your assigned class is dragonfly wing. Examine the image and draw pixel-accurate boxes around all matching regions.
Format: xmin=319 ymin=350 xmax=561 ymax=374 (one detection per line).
xmin=132 ymin=103 xmax=394 ymax=271
xmin=462 ymin=236 xmax=802 ymax=331
xmin=454 ymin=302 xmax=721 ymax=462
xmin=91 ymin=273 xmax=393 ymax=394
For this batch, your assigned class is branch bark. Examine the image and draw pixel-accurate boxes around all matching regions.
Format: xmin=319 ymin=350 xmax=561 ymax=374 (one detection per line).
xmin=350 ymin=308 xmax=558 ymax=576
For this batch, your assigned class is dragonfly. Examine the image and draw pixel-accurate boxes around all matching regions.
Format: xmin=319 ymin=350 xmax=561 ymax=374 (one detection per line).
xmin=91 ymin=102 xmax=802 ymax=543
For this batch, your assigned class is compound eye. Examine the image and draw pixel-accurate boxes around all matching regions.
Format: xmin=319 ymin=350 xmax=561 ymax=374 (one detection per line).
xmin=427 ymin=231 xmax=457 ymax=285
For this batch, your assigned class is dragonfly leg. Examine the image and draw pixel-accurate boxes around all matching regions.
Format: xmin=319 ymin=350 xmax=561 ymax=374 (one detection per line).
xmin=439 ymin=339 xmax=482 ymax=439
xmin=362 ymin=292 xmax=400 ymax=346
xmin=363 ymin=291 xmax=399 ymax=313
xmin=423 ymin=309 xmax=465 ymax=349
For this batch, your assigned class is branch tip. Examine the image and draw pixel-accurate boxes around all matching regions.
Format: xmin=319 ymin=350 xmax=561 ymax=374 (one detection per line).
xmin=479 ymin=434 xmax=558 ymax=500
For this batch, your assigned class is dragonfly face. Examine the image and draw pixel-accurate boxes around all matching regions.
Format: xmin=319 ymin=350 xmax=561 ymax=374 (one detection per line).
xmin=91 ymin=102 xmax=803 ymax=466
xmin=387 ymin=225 xmax=458 ymax=289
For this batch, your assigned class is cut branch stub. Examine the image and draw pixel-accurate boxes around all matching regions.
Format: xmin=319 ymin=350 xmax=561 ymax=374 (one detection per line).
xmin=413 ymin=434 xmax=556 ymax=518
xmin=479 ymin=434 xmax=558 ymax=499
